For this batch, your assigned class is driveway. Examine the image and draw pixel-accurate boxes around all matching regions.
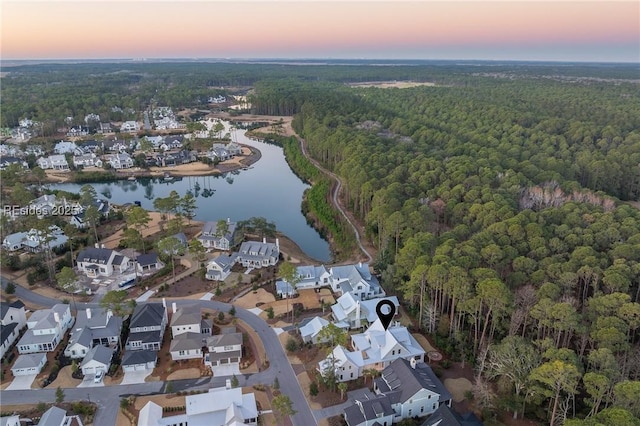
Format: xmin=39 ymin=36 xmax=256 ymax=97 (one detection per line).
xmin=5 ymin=374 xmax=37 ymax=390
xmin=121 ymin=369 xmax=153 ymax=385
xmin=211 ymin=363 xmax=240 ymax=377
xmin=77 ymin=375 xmax=105 ymax=388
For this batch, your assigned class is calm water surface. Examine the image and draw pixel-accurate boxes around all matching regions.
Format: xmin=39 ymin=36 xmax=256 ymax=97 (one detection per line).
xmin=50 ymin=123 xmax=332 ymax=262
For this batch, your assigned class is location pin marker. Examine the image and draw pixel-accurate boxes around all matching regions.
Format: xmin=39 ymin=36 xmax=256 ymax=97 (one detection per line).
xmin=376 ymin=299 xmax=395 ymax=330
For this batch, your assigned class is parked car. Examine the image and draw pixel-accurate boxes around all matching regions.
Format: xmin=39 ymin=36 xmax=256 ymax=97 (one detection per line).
xmin=94 ymin=370 xmax=104 ymax=383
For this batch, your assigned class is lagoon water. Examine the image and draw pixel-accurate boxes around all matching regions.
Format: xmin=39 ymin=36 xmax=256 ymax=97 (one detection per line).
xmin=50 ymin=124 xmax=332 ymax=262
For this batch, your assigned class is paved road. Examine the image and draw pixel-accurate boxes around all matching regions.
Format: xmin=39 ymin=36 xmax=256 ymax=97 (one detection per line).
xmin=0 ymin=277 xmax=316 ymax=426
xmin=297 ymin=136 xmax=373 ymax=263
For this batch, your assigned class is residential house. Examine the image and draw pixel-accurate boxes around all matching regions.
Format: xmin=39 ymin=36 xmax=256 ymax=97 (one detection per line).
xmin=135 ymin=253 xmax=164 ymax=276
xmin=121 ymin=350 xmax=157 ymax=373
xmin=20 ymin=227 xmax=68 ymax=253
xmin=37 ymin=406 xmax=85 ymax=426
xmin=17 ymin=304 xmax=73 ymax=354
xmin=108 ymin=153 xmax=134 ymax=169
xmin=156 ymin=149 xmax=195 ymax=166
xmin=80 ymin=344 xmax=113 ymax=375
xmin=103 ymin=138 xmax=131 ymax=153
xmin=169 ymin=304 xmax=212 ymax=361
xmin=66 ymin=126 xmax=89 ymax=137
xmin=77 ymin=139 xmax=101 ymax=153
xmin=76 ymin=247 xmax=130 ymax=278
xmin=372 ymin=358 xmax=453 ymax=421
xmin=331 ymin=294 xmax=400 ymax=330
xmin=209 ymin=146 xmax=230 ymax=162
xmin=24 ymin=145 xmax=45 ymax=157
xmin=0 ymin=300 xmax=27 ymax=359
xmin=299 ymin=316 xmax=335 ymax=344
xmin=344 ymin=392 xmax=395 ymax=426
xmin=0 ymin=414 xmax=21 ymax=426
xmin=421 ymin=405 xmax=483 ymax=426
xmin=237 ymin=238 xmax=280 ymax=269
xmin=11 ymin=352 xmax=47 ymax=376
xmin=64 ymin=307 xmax=122 ymax=359
xmin=276 ymin=281 xmax=297 ymax=298
xmin=319 ymin=319 xmax=425 ymax=382
xmin=209 ymin=95 xmax=227 ymax=103
xmin=0 ymin=144 xmax=22 ymax=157
xmin=285 ymin=262 xmax=383 ymax=300
xmin=0 ymin=156 xmax=29 ymax=170
xmin=97 ymin=122 xmax=113 ymax=134
xmin=137 ymin=386 xmax=258 ymax=426
xmin=198 ymin=219 xmax=236 ymax=251
xmin=120 ymin=121 xmax=140 ymax=132
xmin=2 ymin=232 xmax=28 ymax=251
xmin=226 ymin=141 xmax=243 ymax=156
xmin=173 ymin=232 xmax=188 ymax=248
xmin=204 ymin=330 xmax=243 ymax=370
xmin=154 ymin=117 xmax=181 ymax=130
xmin=37 ymin=155 xmax=70 ymax=171
xmin=54 ymin=141 xmax=79 ymax=155
xmin=73 ymin=153 xmax=103 ymax=168
xmin=126 ymin=302 xmax=168 ymax=351
xmin=205 ymin=253 xmax=238 ymax=281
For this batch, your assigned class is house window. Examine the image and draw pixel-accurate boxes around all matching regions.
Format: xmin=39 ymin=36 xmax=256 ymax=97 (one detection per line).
xmin=409 ymin=409 xmax=412 ymax=416
xmin=179 ymin=350 xmax=186 ymax=355
xmin=421 ymin=406 xmax=424 ymax=413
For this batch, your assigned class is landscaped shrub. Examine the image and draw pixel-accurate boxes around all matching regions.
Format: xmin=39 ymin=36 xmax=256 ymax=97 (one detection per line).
xmin=285 ymin=337 xmax=299 ymax=353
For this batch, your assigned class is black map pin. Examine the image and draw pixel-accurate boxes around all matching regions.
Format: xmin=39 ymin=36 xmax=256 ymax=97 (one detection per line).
xmin=376 ymin=299 xmax=396 ymax=330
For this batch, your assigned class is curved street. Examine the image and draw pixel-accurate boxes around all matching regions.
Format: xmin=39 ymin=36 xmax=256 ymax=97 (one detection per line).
xmin=0 ymin=277 xmax=316 ymax=426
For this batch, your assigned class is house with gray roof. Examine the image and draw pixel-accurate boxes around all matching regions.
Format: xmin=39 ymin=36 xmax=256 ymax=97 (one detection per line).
xmin=198 ymin=218 xmax=236 ymax=251
xmin=331 ymin=294 xmax=400 ymax=330
xmin=135 ymin=252 xmax=164 ymax=275
xmin=169 ymin=304 xmax=212 ymax=361
xmin=204 ymin=331 xmax=243 ymax=370
xmin=80 ymin=344 xmax=113 ymax=375
xmin=17 ymin=304 xmax=73 ymax=354
xmin=344 ymin=392 xmax=395 ymax=426
xmin=76 ymin=247 xmax=130 ymax=278
xmin=121 ymin=349 xmax=157 ymax=372
xmin=0 ymin=156 xmax=29 ymax=170
xmin=421 ymin=404 xmax=483 ymax=426
xmin=11 ymin=352 xmax=47 ymax=376
xmin=373 ymin=358 xmax=453 ymax=422
xmin=205 ymin=253 xmax=238 ymax=281
xmin=126 ymin=302 xmax=167 ymax=351
xmin=37 ymin=406 xmax=84 ymax=426
xmin=1 ymin=300 xmax=27 ymax=358
xmin=64 ymin=307 xmax=122 ymax=359
xmin=276 ymin=280 xmax=297 ymax=298
xmin=36 ymin=154 xmax=69 ymax=171
xmin=237 ymin=238 xmax=280 ymax=269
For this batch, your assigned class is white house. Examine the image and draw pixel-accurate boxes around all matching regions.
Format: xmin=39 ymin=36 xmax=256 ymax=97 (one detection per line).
xmin=372 ymin=358 xmax=453 ymax=422
xmin=126 ymin=302 xmax=167 ymax=352
xmin=198 ymin=219 xmax=236 ymax=251
xmin=137 ymin=386 xmax=258 ymax=426
xmin=276 ymin=280 xmax=297 ymax=298
xmin=205 ymin=253 xmax=237 ymax=281
xmin=121 ymin=350 xmax=157 ymax=373
xmin=120 ymin=121 xmax=140 ymax=132
xmin=37 ymin=406 xmax=85 ymax=426
xmin=11 ymin=352 xmax=47 ymax=376
xmin=170 ymin=304 xmax=211 ymax=337
xmin=17 ymin=304 xmax=73 ymax=354
xmin=73 ymin=153 xmax=103 ymax=168
xmin=331 ymin=294 xmax=400 ymax=330
xmin=37 ymin=155 xmax=69 ymax=171
xmin=108 ymin=153 xmax=134 ymax=169
xmin=64 ymin=308 xmax=122 ymax=359
xmin=299 ymin=316 xmax=346 ymax=344
xmin=76 ymin=247 xmax=130 ymax=278
xmin=54 ymin=141 xmax=79 ymax=155
xmin=204 ymin=331 xmax=242 ymax=370
xmin=1 ymin=300 xmax=27 ymax=359
xmin=319 ymin=319 xmax=425 ymax=382
xmin=80 ymin=345 xmax=113 ymax=376
xmin=237 ymin=238 xmax=280 ymax=269
xmin=170 ymin=332 xmax=204 ymax=361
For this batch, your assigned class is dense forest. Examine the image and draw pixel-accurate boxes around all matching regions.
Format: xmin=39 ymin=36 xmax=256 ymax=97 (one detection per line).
xmin=277 ymin=71 xmax=640 ymax=424
xmin=2 ymin=60 xmax=640 ymax=424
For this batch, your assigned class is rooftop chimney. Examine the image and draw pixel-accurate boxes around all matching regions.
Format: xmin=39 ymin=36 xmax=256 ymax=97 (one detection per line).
xmin=172 ymin=302 xmax=177 ymax=314
xmin=86 ymin=308 xmax=92 ymax=319
xmin=95 ymin=243 xmax=100 ymax=248
xmin=276 ymin=238 xmax=279 ymax=248
xmin=410 ymin=358 xmax=417 ymax=369
xmin=53 ymin=312 xmax=60 ymax=324
xmin=162 ymin=298 xmax=167 ymax=309
xmin=263 ymin=237 xmax=266 ymax=244
xmin=225 ymin=379 xmax=231 ymax=390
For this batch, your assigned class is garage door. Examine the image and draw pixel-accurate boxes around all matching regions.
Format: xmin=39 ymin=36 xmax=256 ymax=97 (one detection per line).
xmin=123 ymin=365 xmax=135 ymax=373
xmin=83 ymin=366 xmax=95 ymax=374
xmin=134 ymin=364 xmax=146 ymax=371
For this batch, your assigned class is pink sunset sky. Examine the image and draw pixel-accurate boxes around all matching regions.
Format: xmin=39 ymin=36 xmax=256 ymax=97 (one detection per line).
xmin=1 ymin=1 xmax=638 ymax=62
